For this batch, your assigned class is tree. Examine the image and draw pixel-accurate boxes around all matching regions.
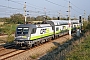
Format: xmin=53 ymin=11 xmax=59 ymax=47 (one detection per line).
xmin=0 ymin=18 xmax=6 ymax=22
xmin=36 ymin=16 xmax=44 ymax=21
xmin=88 ymin=15 xmax=90 ymax=22
xmin=30 ymin=17 xmax=36 ymax=21
xmin=52 ymin=17 xmax=57 ymax=20
xmin=46 ymin=16 xmax=51 ymax=20
xmin=10 ymin=13 xmax=24 ymax=24
xmin=4 ymin=17 xmax=9 ymax=21
xmin=27 ymin=16 xmax=31 ymax=21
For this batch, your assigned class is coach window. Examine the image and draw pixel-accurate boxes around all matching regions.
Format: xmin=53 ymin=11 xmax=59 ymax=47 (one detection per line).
xmin=52 ymin=26 xmax=54 ymax=30
xmin=56 ymin=27 xmax=59 ymax=31
xmin=59 ymin=23 xmax=60 ymax=25
xmin=74 ymin=25 xmax=76 ymax=28
xmin=31 ymin=28 xmax=36 ymax=34
xmin=57 ymin=23 xmax=58 ymax=25
xmin=63 ymin=26 xmax=65 ymax=30
xmin=60 ymin=27 xmax=61 ymax=30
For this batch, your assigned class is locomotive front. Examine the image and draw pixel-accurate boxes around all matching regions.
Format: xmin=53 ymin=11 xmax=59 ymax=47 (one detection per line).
xmin=14 ymin=24 xmax=36 ymax=46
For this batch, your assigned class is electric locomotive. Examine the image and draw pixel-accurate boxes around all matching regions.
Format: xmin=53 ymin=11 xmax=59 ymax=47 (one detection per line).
xmin=14 ymin=23 xmax=54 ymax=47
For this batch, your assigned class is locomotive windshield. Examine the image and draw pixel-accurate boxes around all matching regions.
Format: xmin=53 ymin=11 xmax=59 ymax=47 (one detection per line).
xmin=17 ymin=27 xmax=29 ymax=35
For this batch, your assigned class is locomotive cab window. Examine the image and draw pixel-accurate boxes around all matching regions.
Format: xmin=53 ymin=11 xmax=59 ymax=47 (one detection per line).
xmin=17 ymin=28 xmax=22 ymax=34
xmin=17 ymin=27 xmax=29 ymax=35
xmin=23 ymin=28 xmax=29 ymax=34
xmin=31 ymin=28 xmax=36 ymax=34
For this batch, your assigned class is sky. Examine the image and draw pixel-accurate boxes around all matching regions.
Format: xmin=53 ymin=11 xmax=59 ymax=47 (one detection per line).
xmin=0 ymin=0 xmax=90 ymax=19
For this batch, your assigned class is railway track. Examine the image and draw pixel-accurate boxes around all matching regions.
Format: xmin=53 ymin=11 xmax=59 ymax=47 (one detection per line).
xmin=0 ymin=47 xmax=5 ymax=51
xmin=0 ymin=33 xmax=75 ymax=60
xmin=0 ymin=43 xmax=26 ymax=60
xmin=0 ymin=50 xmax=25 ymax=60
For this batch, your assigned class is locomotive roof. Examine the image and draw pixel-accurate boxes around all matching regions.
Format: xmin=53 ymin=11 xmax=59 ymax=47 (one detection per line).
xmin=17 ymin=24 xmax=36 ymax=28
xmin=17 ymin=24 xmax=51 ymax=28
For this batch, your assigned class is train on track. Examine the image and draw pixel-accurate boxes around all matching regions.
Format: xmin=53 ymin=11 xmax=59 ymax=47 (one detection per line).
xmin=14 ymin=20 xmax=80 ymax=47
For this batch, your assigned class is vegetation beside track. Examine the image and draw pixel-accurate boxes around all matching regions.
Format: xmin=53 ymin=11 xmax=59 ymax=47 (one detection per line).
xmin=66 ymin=32 xmax=90 ymax=60
xmin=65 ymin=21 xmax=90 ymax=60
xmin=0 ymin=24 xmax=17 ymax=43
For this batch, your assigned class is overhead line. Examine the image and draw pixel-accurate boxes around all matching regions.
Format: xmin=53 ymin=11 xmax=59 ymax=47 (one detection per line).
xmin=71 ymin=8 xmax=83 ymax=14
xmin=7 ymin=0 xmax=44 ymax=11
xmin=6 ymin=0 xmax=48 ymax=15
xmin=70 ymin=2 xmax=84 ymax=11
xmin=45 ymin=0 xmax=68 ymax=8
xmin=63 ymin=0 xmax=85 ymax=15
xmin=6 ymin=0 xmax=67 ymax=16
xmin=0 ymin=4 xmax=23 ymax=11
xmin=63 ymin=0 xmax=69 ymax=2
xmin=63 ymin=0 xmax=84 ymax=11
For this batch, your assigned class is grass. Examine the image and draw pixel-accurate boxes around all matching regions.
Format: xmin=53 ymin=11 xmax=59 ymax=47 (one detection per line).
xmin=0 ymin=24 xmax=17 ymax=43
xmin=66 ymin=34 xmax=90 ymax=60
xmin=0 ymin=22 xmax=4 ymax=25
xmin=30 ymin=46 xmax=58 ymax=59
xmin=30 ymin=54 xmax=40 ymax=59
xmin=46 ymin=46 xmax=58 ymax=53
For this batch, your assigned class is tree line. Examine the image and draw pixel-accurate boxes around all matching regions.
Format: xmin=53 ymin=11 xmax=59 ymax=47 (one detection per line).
xmin=0 ymin=13 xmax=79 ymax=24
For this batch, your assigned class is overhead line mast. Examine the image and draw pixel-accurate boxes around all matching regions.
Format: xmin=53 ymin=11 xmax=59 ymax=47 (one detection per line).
xmin=68 ymin=1 xmax=71 ymax=20
xmin=68 ymin=1 xmax=71 ymax=39
xmin=24 ymin=2 xmax=27 ymax=24
xmin=84 ymin=10 xmax=86 ymax=21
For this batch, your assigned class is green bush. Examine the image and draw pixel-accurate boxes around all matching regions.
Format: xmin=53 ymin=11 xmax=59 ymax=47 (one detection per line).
xmin=0 ymin=24 xmax=17 ymax=43
xmin=7 ymin=36 xmax=14 ymax=43
xmin=0 ymin=24 xmax=17 ymax=34
xmin=83 ymin=21 xmax=90 ymax=31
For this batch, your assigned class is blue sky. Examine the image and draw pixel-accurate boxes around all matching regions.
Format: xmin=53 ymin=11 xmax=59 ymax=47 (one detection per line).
xmin=0 ymin=0 xmax=90 ymax=18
